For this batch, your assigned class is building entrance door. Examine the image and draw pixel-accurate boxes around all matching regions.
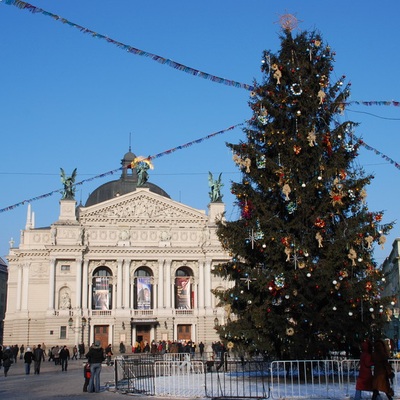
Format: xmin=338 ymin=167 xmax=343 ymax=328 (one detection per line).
xmin=136 ymin=324 xmax=151 ymax=345
xmin=177 ymin=324 xmax=191 ymax=341
xmin=94 ymin=325 xmax=109 ymax=349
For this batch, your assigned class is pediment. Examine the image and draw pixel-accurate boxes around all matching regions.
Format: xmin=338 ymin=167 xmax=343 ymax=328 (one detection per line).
xmin=79 ymin=188 xmax=208 ymax=225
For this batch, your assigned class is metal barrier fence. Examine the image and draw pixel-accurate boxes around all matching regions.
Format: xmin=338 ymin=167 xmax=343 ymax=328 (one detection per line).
xmin=113 ymin=355 xmax=400 ymax=399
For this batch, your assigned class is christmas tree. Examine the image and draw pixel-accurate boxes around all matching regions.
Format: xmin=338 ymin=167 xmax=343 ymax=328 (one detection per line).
xmin=212 ymin=24 xmax=394 ymax=359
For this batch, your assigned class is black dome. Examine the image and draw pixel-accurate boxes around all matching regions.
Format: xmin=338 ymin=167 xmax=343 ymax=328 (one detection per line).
xmin=84 ymin=150 xmax=170 ymax=207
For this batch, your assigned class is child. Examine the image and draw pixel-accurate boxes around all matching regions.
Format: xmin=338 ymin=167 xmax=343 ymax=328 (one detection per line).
xmin=83 ymin=363 xmax=91 ymax=392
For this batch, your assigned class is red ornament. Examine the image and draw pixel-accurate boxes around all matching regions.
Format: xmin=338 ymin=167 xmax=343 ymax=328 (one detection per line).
xmin=314 ymin=218 xmax=325 ymax=228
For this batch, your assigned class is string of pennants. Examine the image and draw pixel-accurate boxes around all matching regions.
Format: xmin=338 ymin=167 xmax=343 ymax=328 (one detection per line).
xmin=0 ymin=122 xmax=398 ymax=214
xmin=2 ymin=0 xmax=400 ymax=107
xmin=0 ymin=124 xmax=243 ymax=214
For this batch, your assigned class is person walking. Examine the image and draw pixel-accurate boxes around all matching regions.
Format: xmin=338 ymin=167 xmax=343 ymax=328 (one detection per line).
xmin=33 ymin=344 xmax=44 ymax=374
xmin=19 ymin=344 xmax=25 ymax=360
xmin=72 ymin=345 xmax=78 ymax=360
xmin=23 ymin=347 xmax=34 ymax=375
xmin=105 ymin=344 xmax=113 ymax=366
xmin=371 ymin=339 xmax=394 ymax=400
xmin=59 ymin=345 xmax=70 ymax=372
xmin=2 ymin=346 xmax=13 ymax=377
xmin=354 ymin=340 xmax=374 ymax=400
xmin=86 ymin=341 xmax=105 ymax=393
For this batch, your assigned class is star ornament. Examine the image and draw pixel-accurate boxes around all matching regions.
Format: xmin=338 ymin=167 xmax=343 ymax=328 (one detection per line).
xmin=277 ymin=13 xmax=302 ymax=32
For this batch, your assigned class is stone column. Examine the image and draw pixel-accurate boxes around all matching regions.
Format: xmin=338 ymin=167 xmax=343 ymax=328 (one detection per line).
xmin=75 ymin=258 xmax=83 ymax=309
xmin=48 ymin=258 xmax=56 ymax=310
xmin=124 ymin=259 xmax=130 ymax=309
xmin=117 ymin=259 xmax=123 ymax=309
xmin=22 ymin=263 xmax=29 ymax=310
xmin=204 ymin=259 xmax=212 ymax=308
xmin=158 ymin=260 xmax=164 ymax=308
xmin=82 ymin=260 xmax=89 ymax=310
xmin=16 ymin=264 xmax=22 ymax=311
xmin=165 ymin=260 xmax=172 ymax=308
xmin=198 ymin=259 xmax=205 ymax=308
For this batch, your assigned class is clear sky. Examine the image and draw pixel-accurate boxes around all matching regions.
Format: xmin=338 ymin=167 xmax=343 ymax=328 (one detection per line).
xmin=0 ymin=0 xmax=399 ymax=264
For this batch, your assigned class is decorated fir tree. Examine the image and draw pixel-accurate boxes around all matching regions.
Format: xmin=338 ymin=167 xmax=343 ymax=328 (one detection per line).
xmin=212 ymin=25 xmax=394 ymax=360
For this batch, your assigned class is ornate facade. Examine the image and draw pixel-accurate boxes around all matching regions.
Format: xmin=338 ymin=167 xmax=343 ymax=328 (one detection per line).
xmin=4 ymin=151 xmax=231 ymax=350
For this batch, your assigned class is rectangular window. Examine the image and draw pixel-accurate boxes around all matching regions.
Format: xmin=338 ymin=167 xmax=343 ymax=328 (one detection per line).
xmin=61 ymin=265 xmax=70 ymax=271
xmin=60 ymin=326 xmax=67 ymax=339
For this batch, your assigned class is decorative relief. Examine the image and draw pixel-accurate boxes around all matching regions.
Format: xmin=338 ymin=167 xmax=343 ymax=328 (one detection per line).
xmin=80 ymin=194 xmax=207 ymax=222
xmin=30 ymin=262 xmax=48 ymax=277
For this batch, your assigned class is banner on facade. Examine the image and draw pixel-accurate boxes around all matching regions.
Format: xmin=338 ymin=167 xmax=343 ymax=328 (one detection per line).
xmin=175 ymin=277 xmax=191 ymax=309
xmin=137 ymin=277 xmax=151 ymax=310
xmin=93 ymin=276 xmax=109 ymax=310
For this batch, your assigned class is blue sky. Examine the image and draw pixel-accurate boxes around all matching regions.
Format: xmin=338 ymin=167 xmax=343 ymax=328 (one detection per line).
xmin=0 ymin=0 xmax=399 ymax=264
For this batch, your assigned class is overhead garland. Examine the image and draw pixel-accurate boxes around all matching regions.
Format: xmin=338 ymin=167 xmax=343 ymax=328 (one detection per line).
xmin=1 ymin=0 xmax=254 ymax=91
xmin=0 ymin=123 xmax=244 ymax=213
xmin=3 ymin=0 xmax=400 ymax=106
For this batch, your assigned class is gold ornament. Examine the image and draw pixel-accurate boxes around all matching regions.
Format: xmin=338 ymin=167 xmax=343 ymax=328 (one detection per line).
xmin=347 ymin=248 xmax=357 ymax=266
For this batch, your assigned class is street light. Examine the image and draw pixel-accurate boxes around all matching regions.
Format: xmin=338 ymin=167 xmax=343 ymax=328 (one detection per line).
xmin=68 ymin=317 xmax=87 ymax=344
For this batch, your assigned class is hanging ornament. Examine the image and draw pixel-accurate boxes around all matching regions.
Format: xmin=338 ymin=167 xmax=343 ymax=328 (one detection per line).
xmin=307 ymin=128 xmax=317 ymax=146
xmin=317 ymin=89 xmax=326 ymax=104
xmin=314 ymin=218 xmax=325 ymax=228
xmin=360 ymin=188 xmax=367 ymax=204
xmin=275 ymin=273 xmax=285 ymax=288
xmin=286 ymin=201 xmax=297 ymax=214
xmin=347 ymin=248 xmax=357 ymax=266
xmin=286 ymin=327 xmax=295 ymax=336
xmin=315 ymin=231 xmax=323 ymax=248
xmin=365 ymin=281 xmax=373 ymax=291
xmin=379 ymin=235 xmax=386 ymax=249
xmin=364 ymin=235 xmax=374 ymax=249
xmin=256 ymin=155 xmax=266 ymax=169
xmin=290 ymin=83 xmax=303 ymax=96
xmin=259 ymin=106 xmax=268 ymax=116
xmin=323 ymin=133 xmax=332 ymax=156
xmin=284 ymin=247 xmax=292 ymax=261
xmin=330 ymin=190 xmax=345 ymax=207
xmin=233 ymin=153 xmax=251 ymax=173
xmin=257 ymin=115 xmax=269 ymax=125
xmin=272 ymin=64 xmax=282 ymax=84
xmin=293 ymin=145 xmax=302 ymax=154
xmin=282 ymin=183 xmax=291 ymax=201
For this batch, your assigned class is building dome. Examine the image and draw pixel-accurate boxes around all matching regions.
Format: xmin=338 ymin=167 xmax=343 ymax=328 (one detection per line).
xmin=84 ymin=149 xmax=170 ymax=207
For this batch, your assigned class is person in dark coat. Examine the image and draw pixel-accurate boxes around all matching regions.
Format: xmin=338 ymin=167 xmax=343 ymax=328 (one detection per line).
xmin=85 ymin=341 xmax=105 ymax=393
xmin=2 ymin=347 xmax=13 ymax=377
xmin=59 ymin=345 xmax=70 ymax=372
xmin=33 ymin=344 xmax=44 ymax=374
xmin=354 ymin=340 xmax=374 ymax=400
xmin=23 ymin=347 xmax=34 ymax=375
xmin=371 ymin=339 xmax=394 ymax=400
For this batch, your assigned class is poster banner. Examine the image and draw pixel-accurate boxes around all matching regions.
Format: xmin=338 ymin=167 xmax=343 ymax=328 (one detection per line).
xmin=176 ymin=277 xmax=191 ymax=309
xmin=137 ymin=277 xmax=152 ymax=310
xmin=93 ymin=276 xmax=109 ymax=310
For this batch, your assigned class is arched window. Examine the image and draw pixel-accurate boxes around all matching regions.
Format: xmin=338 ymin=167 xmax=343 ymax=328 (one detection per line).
xmin=175 ymin=267 xmax=193 ymax=309
xmin=92 ymin=267 xmax=113 ymax=310
xmin=134 ymin=267 xmax=153 ymax=310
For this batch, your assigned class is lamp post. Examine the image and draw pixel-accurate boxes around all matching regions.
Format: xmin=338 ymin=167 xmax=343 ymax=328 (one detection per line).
xmin=81 ymin=317 xmax=87 ymax=344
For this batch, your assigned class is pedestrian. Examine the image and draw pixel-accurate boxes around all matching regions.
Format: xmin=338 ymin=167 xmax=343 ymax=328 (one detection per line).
xmin=12 ymin=344 xmax=18 ymax=363
xmin=354 ymin=340 xmax=374 ymax=400
xmin=0 ymin=345 xmax=3 ymax=370
xmin=105 ymin=344 xmax=113 ymax=366
xmin=199 ymin=341 xmax=205 ymax=357
xmin=59 ymin=345 xmax=70 ymax=372
xmin=83 ymin=362 xmax=91 ymax=392
xmin=371 ymin=339 xmax=394 ymax=400
xmin=72 ymin=345 xmax=78 ymax=360
xmin=2 ymin=346 xmax=13 ymax=377
xmin=19 ymin=344 xmax=25 ymax=360
xmin=52 ymin=345 xmax=60 ymax=365
xmin=33 ymin=344 xmax=44 ymax=374
xmin=78 ymin=342 xmax=85 ymax=359
xmin=119 ymin=341 xmax=126 ymax=354
xmin=23 ymin=347 xmax=34 ymax=375
xmin=85 ymin=340 xmax=105 ymax=393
